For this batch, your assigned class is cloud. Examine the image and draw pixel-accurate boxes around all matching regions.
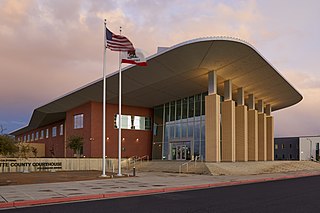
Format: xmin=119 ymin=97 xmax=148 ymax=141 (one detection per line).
xmin=0 ymin=0 xmax=320 ymax=136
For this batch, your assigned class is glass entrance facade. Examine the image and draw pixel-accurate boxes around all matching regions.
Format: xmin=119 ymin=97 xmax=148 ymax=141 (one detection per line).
xmin=152 ymin=92 xmax=207 ymax=160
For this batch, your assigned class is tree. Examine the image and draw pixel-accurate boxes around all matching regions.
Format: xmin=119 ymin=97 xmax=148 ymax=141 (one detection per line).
xmin=18 ymin=143 xmax=30 ymax=159
xmin=67 ymin=135 xmax=84 ymax=158
xmin=0 ymin=135 xmax=18 ymax=157
xmin=31 ymin=147 xmax=38 ymax=157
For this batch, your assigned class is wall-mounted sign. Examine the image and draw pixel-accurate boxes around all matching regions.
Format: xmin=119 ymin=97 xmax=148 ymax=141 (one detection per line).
xmin=0 ymin=159 xmax=62 ymax=170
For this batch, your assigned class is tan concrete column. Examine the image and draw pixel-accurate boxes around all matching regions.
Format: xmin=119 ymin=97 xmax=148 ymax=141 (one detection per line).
xmin=205 ymin=94 xmax=220 ymax=162
xmin=222 ymin=100 xmax=235 ymax=162
xmin=266 ymin=104 xmax=274 ymax=161
xmin=266 ymin=116 xmax=274 ymax=161
xmin=235 ymin=88 xmax=248 ymax=161
xmin=257 ymin=99 xmax=267 ymax=161
xmin=205 ymin=71 xmax=220 ymax=162
xmin=221 ymin=80 xmax=235 ymax=162
xmin=247 ymin=94 xmax=258 ymax=161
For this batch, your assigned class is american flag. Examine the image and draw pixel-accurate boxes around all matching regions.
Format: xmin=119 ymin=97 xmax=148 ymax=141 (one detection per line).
xmin=106 ymin=28 xmax=134 ymax=51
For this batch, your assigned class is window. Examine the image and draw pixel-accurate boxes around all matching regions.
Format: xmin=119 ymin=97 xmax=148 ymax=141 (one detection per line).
xmin=114 ymin=114 xmax=151 ymax=130
xmin=188 ymin=96 xmax=194 ymax=118
xmin=23 ymin=135 xmax=26 ymax=142
xmin=282 ymin=144 xmax=285 ymax=149
xmin=27 ymin=134 xmax=30 ymax=142
xmin=60 ymin=124 xmax=64 ymax=135
xmin=52 ymin=126 xmax=57 ymax=137
xmin=289 ymin=144 xmax=292 ymax=148
xmin=35 ymin=132 xmax=39 ymax=140
xmin=46 ymin=129 xmax=49 ymax=138
xmin=40 ymin=130 xmax=44 ymax=139
xmin=134 ymin=116 xmax=145 ymax=130
xmin=275 ymin=144 xmax=278 ymax=150
xmin=74 ymin=114 xmax=84 ymax=129
xmin=31 ymin=133 xmax=34 ymax=141
xmin=170 ymin=101 xmax=175 ymax=121
xmin=182 ymin=98 xmax=188 ymax=119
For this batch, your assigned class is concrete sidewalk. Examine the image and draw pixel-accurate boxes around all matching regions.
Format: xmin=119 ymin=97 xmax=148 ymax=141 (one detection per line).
xmin=1 ymin=170 xmax=320 ymax=209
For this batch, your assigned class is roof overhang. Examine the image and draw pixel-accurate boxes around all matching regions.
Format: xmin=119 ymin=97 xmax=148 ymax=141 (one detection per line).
xmin=11 ymin=37 xmax=302 ymax=135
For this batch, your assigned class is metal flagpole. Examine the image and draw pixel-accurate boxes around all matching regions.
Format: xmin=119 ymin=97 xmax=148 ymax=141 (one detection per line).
xmin=101 ymin=19 xmax=107 ymax=177
xmin=117 ymin=26 xmax=123 ymax=176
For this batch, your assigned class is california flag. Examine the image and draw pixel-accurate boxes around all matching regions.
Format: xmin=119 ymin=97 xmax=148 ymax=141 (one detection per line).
xmin=121 ymin=49 xmax=147 ymax=66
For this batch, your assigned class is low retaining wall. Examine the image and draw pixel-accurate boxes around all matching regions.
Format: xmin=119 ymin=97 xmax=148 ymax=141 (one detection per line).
xmin=0 ymin=158 xmax=124 ymax=173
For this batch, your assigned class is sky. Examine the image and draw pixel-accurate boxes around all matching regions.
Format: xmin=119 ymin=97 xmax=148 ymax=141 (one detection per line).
xmin=0 ymin=0 xmax=319 ymax=137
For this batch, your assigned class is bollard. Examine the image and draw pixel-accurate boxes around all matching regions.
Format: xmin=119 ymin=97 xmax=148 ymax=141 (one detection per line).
xmin=133 ymin=167 xmax=136 ymax=176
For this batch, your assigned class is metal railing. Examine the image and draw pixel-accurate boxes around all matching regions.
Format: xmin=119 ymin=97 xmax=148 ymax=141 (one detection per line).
xmin=179 ymin=160 xmax=193 ymax=173
xmin=126 ymin=155 xmax=149 ymax=170
xmin=179 ymin=155 xmax=201 ymax=174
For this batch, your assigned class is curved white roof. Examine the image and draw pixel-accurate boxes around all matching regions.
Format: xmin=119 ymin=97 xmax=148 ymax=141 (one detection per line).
xmin=11 ymin=37 xmax=302 ymax=135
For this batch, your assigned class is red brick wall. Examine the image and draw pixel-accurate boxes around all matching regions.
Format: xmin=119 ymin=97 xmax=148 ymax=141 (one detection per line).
xmin=65 ymin=102 xmax=92 ymax=157
xmin=16 ymin=121 xmax=65 ymax=157
xmin=17 ymin=102 xmax=153 ymax=158
xmin=65 ymin=102 xmax=153 ymax=158
xmin=91 ymin=102 xmax=153 ymax=158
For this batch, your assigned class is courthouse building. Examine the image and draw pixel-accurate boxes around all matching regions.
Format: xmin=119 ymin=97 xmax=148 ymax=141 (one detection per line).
xmin=11 ymin=37 xmax=302 ymax=162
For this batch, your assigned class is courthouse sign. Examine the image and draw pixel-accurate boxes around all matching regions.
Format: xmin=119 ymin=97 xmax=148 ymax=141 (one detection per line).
xmin=0 ymin=159 xmax=62 ymax=170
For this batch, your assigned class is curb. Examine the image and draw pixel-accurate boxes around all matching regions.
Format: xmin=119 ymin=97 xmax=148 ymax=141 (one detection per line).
xmin=1 ymin=171 xmax=320 ymax=209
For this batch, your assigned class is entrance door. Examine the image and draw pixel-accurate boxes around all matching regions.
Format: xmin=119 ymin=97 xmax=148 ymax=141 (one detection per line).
xmin=176 ymin=145 xmax=187 ymax=160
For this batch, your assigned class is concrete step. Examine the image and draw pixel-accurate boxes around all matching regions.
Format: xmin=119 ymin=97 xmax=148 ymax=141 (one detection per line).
xmin=132 ymin=160 xmax=211 ymax=175
xmin=206 ymin=161 xmax=320 ymax=176
xmin=126 ymin=160 xmax=320 ymax=176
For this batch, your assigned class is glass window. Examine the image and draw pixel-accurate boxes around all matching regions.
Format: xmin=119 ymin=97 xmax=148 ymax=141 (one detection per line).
xmin=46 ymin=129 xmax=49 ymax=138
xmin=275 ymin=144 xmax=278 ymax=149
xmin=74 ymin=114 xmax=84 ymax=129
xmin=188 ymin=122 xmax=193 ymax=137
xmin=115 ymin=114 xmax=131 ymax=129
xmin=181 ymin=122 xmax=187 ymax=138
xmin=170 ymin=101 xmax=175 ymax=121
xmin=182 ymin=98 xmax=188 ymax=119
xmin=176 ymin=99 xmax=181 ymax=120
xmin=201 ymin=92 xmax=207 ymax=115
xmin=169 ymin=124 xmax=174 ymax=139
xmin=289 ymin=144 xmax=292 ymax=148
xmin=194 ymin=121 xmax=201 ymax=141
xmin=115 ymin=114 xmax=151 ymax=130
xmin=145 ymin=117 xmax=151 ymax=130
xmin=201 ymin=120 xmax=205 ymax=141
xmin=164 ymin=103 xmax=169 ymax=122
xmin=134 ymin=116 xmax=145 ymax=130
xmin=175 ymin=122 xmax=181 ymax=138
xmin=154 ymin=105 xmax=164 ymax=125
xmin=52 ymin=126 xmax=57 ymax=137
xmin=27 ymin=134 xmax=30 ymax=142
xmin=40 ymin=130 xmax=44 ymax=139
xmin=188 ymin=96 xmax=194 ymax=118
xmin=31 ymin=133 xmax=34 ymax=141
xmin=35 ymin=132 xmax=39 ymax=140
xmin=60 ymin=124 xmax=64 ymax=135
xmin=282 ymin=144 xmax=285 ymax=149
xmin=24 ymin=135 xmax=26 ymax=142
xmin=195 ymin=94 xmax=201 ymax=117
